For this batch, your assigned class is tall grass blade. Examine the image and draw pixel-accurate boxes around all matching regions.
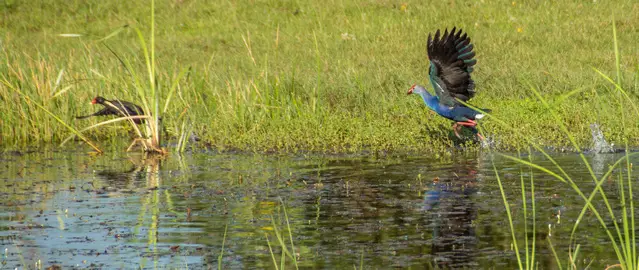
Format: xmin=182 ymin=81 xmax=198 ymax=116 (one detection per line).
xmin=271 ymin=216 xmax=294 ymax=265
xmin=218 ymin=223 xmax=228 ymax=270
xmin=162 ymin=68 xmax=188 ymax=114
xmin=280 ymin=198 xmax=299 ymax=269
xmin=626 ymin=144 xmax=636 ymax=269
xmin=518 ymin=150 xmax=530 ymax=270
xmin=266 ymin=234 xmax=279 ymax=270
xmin=500 ymin=152 xmax=627 ymax=266
xmin=527 ymin=148 xmax=536 ymax=269
xmin=2 ymin=78 xmax=102 ymax=153
xmin=312 ymin=31 xmax=320 ymax=113
xmin=618 ymin=167 xmax=631 ymax=269
xmin=177 ymin=120 xmax=193 ymax=153
xmin=527 ymin=83 xmax=628 ymax=262
xmin=96 ymin=24 xmax=129 ymax=42
xmin=491 ymin=157 xmax=523 ymax=269
xmin=59 ymin=115 xmax=150 ymax=146
xmin=547 ymin=237 xmax=562 ymax=270
xmin=612 ymin=18 xmax=621 ymax=86
xmin=591 ymin=68 xmax=639 ymax=118
xmin=52 ymin=85 xmax=73 ymax=98
xmin=569 ymin=244 xmax=581 ymax=270
xmin=51 ymin=68 xmax=64 ymax=95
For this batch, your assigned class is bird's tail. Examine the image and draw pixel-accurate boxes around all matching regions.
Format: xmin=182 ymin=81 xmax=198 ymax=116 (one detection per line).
xmin=75 ymin=114 xmax=93 ymax=120
xmin=474 ymin=108 xmax=491 ymax=120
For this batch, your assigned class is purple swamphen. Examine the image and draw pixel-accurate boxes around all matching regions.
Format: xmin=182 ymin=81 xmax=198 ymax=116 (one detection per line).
xmin=76 ymin=96 xmax=145 ymax=124
xmin=408 ymin=27 xmax=489 ymax=140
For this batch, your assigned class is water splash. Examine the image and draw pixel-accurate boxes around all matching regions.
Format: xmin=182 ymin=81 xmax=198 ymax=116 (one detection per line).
xmin=589 ymin=123 xmax=614 ymax=153
xmin=480 ymin=135 xmax=494 ymax=149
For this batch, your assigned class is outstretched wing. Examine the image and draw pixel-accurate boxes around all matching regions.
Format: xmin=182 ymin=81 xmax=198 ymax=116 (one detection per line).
xmin=109 ymin=100 xmax=145 ymax=116
xmin=76 ymin=107 xmax=112 ymax=119
xmin=427 ymin=27 xmax=477 ymax=107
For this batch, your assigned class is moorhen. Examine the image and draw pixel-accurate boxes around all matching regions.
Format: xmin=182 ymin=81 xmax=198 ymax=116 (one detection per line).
xmin=76 ymin=96 xmax=145 ymax=124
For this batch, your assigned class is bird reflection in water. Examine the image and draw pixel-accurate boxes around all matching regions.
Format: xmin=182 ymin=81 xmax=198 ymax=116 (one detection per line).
xmin=94 ymin=154 xmax=164 ymax=191
xmin=422 ymin=163 xmax=480 ymax=269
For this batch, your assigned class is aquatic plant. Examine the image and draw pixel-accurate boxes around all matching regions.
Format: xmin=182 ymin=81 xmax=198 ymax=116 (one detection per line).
xmin=492 ymin=149 xmax=536 ymax=270
xmin=266 ymin=200 xmax=300 ymax=270
xmin=491 ymin=19 xmax=639 ymax=270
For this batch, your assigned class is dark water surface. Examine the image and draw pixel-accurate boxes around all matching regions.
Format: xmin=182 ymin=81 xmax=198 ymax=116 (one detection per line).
xmin=0 ymin=150 xmax=631 ymax=269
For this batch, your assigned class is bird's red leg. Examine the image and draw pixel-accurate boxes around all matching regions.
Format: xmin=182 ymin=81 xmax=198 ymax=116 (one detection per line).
xmin=452 ymin=123 xmax=462 ymax=139
xmin=457 ymin=121 xmax=476 ymax=127
xmin=476 ymin=132 xmax=485 ymax=141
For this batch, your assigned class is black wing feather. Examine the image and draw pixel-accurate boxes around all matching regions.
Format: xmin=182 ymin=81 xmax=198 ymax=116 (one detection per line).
xmin=427 ymin=27 xmax=477 ymax=107
xmin=76 ymin=107 xmax=112 ymax=119
xmin=109 ymin=100 xmax=144 ymax=117
xmin=76 ymin=99 xmax=145 ymax=124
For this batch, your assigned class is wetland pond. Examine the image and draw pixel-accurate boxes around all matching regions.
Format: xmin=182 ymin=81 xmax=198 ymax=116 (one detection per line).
xmin=0 ymin=149 xmax=632 ymax=269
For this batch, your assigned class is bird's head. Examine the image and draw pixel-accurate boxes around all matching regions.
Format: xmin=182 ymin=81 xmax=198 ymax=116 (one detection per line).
xmin=407 ymin=84 xmax=427 ymax=95
xmin=91 ymin=96 xmax=105 ymax=105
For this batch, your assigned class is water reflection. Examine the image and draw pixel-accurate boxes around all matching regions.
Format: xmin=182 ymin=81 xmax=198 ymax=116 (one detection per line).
xmin=423 ymin=161 xmax=479 ymax=268
xmin=0 ymin=150 xmax=632 ymax=269
xmin=94 ymin=158 xmax=147 ymax=190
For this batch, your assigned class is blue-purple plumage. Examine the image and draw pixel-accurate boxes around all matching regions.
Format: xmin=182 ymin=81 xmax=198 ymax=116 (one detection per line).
xmin=408 ymin=27 xmax=490 ymax=140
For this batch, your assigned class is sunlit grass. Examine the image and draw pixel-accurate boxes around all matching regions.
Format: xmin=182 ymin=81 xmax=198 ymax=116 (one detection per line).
xmin=1 ymin=1 xmax=638 ymax=152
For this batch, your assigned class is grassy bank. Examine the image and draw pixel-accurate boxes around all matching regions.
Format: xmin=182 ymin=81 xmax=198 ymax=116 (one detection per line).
xmin=1 ymin=0 xmax=639 ymax=153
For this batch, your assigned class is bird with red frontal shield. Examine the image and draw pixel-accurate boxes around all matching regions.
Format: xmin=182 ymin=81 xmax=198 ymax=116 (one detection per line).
xmin=407 ymin=27 xmax=490 ymax=140
xmin=76 ymin=96 xmax=145 ymax=124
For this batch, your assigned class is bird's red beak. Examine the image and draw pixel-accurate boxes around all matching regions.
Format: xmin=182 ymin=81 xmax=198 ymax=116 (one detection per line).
xmin=407 ymin=84 xmax=416 ymax=95
xmin=91 ymin=98 xmax=97 ymax=105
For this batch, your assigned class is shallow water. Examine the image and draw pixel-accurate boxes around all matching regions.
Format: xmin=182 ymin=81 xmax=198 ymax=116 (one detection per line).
xmin=0 ymin=149 xmax=633 ymax=269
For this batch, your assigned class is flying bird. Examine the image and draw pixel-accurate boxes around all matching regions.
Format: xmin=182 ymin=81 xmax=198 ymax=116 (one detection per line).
xmin=408 ymin=27 xmax=489 ymax=140
xmin=76 ymin=96 xmax=145 ymax=124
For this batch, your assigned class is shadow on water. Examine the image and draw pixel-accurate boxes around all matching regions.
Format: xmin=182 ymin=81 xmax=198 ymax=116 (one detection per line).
xmin=0 ymin=149 xmax=633 ymax=268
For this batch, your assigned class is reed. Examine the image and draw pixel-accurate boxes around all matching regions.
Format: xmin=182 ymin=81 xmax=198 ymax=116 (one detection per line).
xmin=492 ymin=149 xmax=537 ymax=270
xmin=266 ymin=200 xmax=300 ymax=270
xmin=489 ymin=19 xmax=639 ymax=269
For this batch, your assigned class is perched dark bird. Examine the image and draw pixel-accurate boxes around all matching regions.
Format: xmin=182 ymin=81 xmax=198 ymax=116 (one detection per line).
xmin=407 ymin=27 xmax=490 ymax=140
xmin=76 ymin=96 xmax=145 ymax=124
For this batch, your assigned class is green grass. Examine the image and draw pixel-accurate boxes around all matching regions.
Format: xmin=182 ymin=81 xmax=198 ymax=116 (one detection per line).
xmin=1 ymin=1 xmax=639 ymax=153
